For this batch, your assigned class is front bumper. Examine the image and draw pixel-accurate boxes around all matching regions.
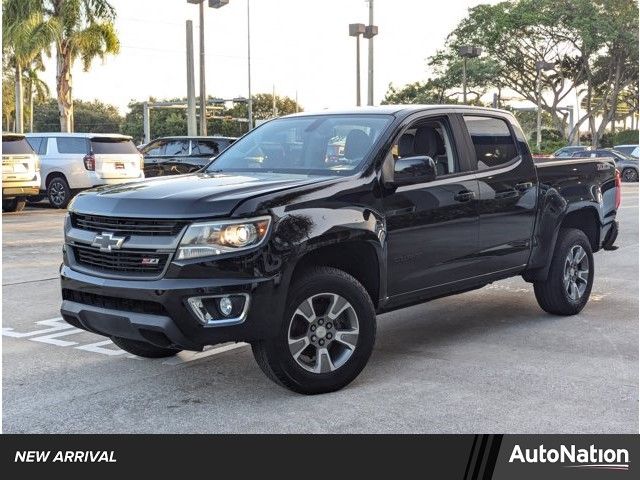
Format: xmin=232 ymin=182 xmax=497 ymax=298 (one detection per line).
xmin=60 ymin=265 xmax=284 ymax=351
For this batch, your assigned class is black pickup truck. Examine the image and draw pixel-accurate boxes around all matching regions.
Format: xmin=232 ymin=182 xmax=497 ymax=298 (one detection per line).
xmin=60 ymin=106 xmax=620 ymax=394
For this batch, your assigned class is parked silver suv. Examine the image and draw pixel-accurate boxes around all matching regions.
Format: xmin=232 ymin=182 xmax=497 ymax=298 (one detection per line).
xmin=2 ymin=133 xmax=41 ymax=212
xmin=25 ymin=133 xmax=144 ymax=208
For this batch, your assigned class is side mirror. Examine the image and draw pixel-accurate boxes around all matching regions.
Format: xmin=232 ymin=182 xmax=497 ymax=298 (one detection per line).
xmin=392 ymin=155 xmax=437 ymax=186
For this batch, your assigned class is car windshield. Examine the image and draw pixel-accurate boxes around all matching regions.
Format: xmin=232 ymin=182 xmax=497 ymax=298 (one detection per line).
xmin=206 ymin=114 xmax=393 ymax=175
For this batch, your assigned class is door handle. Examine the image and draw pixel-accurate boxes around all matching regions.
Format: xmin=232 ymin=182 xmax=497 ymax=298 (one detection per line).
xmin=454 ymin=190 xmax=475 ymax=202
xmin=515 ymin=182 xmax=533 ymax=191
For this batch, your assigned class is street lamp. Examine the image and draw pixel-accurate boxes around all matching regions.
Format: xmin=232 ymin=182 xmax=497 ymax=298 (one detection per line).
xmin=458 ymin=45 xmax=482 ymax=104
xmin=349 ymin=23 xmax=365 ymax=106
xmin=535 ymin=60 xmax=555 ymax=151
xmin=363 ymin=0 xmax=378 ymax=107
xmin=186 ymin=0 xmax=230 ymax=136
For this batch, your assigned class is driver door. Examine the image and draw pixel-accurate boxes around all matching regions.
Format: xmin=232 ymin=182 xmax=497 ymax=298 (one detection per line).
xmin=383 ymin=113 xmax=481 ymax=301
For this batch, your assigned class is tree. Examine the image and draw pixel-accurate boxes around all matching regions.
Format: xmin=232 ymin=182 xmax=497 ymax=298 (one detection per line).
xmin=24 ymin=54 xmax=50 ymax=132
xmin=2 ymin=0 xmax=54 ymax=132
xmin=48 ymin=0 xmax=120 ymax=132
xmin=34 ymin=98 xmax=122 ymax=133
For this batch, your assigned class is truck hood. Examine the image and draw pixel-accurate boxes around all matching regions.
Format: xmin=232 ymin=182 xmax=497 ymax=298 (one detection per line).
xmin=69 ymin=171 xmax=333 ymax=218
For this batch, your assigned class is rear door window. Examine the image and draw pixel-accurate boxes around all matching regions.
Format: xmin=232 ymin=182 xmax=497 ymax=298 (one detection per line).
xmin=191 ymin=140 xmax=224 ymax=156
xmin=91 ymin=138 xmax=138 ymax=154
xmin=2 ymin=136 xmax=35 ymax=155
xmin=56 ymin=137 xmax=89 ymax=154
xmin=164 ymin=140 xmax=190 ymax=156
xmin=463 ymin=116 xmax=519 ymax=169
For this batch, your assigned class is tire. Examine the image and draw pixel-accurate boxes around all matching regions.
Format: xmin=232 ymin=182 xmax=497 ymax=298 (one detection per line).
xmin=110 ymin=336 xmax=181 ymax=359
xmin=622 ymin=168 xmax=638 ymax=182
xmin=252 ymin=267 xmax=377 ymax=394
xmin=534 ymin=228 xmax=594 ymax=315
xmin=2 ymin=197 xmax=27 ymax=212
xmin=47 ymin=176 xmax=72 ymax=209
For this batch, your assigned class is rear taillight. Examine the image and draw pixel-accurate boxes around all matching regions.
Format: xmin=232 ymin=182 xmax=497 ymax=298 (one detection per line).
xmin=615 ymin=168 xmax=621 ymax=209
xmin=83 ymin=153 xmax=95 ymax=171
xmin=139 ymin=154 xmax=144 ymax=170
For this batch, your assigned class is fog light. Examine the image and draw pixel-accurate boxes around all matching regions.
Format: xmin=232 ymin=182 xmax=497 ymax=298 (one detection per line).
xmin=185 ymin=294 xmax=250 ymax=326
xmin=219 ymin=296 xmax=233 ymax=316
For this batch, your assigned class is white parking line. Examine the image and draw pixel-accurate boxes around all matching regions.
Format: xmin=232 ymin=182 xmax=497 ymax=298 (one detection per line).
xmin=163 ymin=342 xmax=249 ymax=365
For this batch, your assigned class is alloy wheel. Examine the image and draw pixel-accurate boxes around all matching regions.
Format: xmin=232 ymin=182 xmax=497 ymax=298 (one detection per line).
xmin=49 ymin=180 xmax=67 ymax=207
xmin=563 ymin=245 xmax=589 ymax=301
xmin=287 ymin=293 xmax=359 ymax=373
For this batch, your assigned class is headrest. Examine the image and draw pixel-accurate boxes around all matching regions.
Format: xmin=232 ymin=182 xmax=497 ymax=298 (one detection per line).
xmin=343 ymin=129 xmax=371 ymax=160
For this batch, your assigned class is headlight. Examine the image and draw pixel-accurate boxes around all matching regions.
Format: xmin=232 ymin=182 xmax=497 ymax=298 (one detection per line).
xmin=176 ymin=216 xmax=271 ymax=260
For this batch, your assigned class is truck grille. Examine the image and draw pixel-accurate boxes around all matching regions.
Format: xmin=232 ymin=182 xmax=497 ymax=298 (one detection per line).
xmin=71 ymin=213 xmax=186 ymax=236
xmin=73 ymin=244 xmax=169 ymax=275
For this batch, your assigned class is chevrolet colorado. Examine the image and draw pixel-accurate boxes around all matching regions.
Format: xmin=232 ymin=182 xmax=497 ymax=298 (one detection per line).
xmin=60 ymin=106 xmax=620 ymax=394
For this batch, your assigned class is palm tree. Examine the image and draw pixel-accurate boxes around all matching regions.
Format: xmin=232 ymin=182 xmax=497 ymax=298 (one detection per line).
xmin=3 ymin=0 xmax=120 ymax=133
xmin=49 ymin=0 xmax=120 ymax=132
xmin=2 ymin=0 xmax=54 ymax=133
xmin=24 ymin=55 xmax=50 ymax=132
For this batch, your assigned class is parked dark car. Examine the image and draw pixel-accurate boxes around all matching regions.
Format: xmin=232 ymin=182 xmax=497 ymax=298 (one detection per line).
xmin=571 ymin=148 xmax=638 ymax=182
xmin=140 ymin=136 xmax=236 ymax=177
xmin=552 ymin=145 xmax=591 ymax=158
xmin=60 ymin=106 xmax=620 ymax=394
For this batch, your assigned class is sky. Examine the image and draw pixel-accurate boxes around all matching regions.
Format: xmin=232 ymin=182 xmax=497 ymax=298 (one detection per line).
xmin=38 ymin=0 xmax=501 ymax=115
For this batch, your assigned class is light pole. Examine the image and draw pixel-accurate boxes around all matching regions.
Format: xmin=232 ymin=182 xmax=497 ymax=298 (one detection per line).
xmin=246 ymin=0 xmax=253 ymax=130
xmin=535 ymin=60 xmax=555 ymax=151
xmin=458 ymin=46 xmax=482 ymax=105
xmin=364 ymin=0 xmax=378 ymax=106
xmin=349 ymin=23 xmax=365 ymax=106
xmin=185 ymin=20 xmax=197 ymax=136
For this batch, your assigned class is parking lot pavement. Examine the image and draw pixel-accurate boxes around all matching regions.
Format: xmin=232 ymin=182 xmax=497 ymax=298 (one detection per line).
xmin=2 ymin=186 xmax=638 ymax=433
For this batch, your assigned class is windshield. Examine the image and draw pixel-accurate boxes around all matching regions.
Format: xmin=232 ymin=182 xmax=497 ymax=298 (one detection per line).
xmin=206 ymin=114 xmax=393 ymax=175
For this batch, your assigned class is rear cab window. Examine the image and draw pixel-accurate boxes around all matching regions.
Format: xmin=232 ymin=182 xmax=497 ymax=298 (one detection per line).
xmin=2 ymin=136 xmax=35 ymax=155
xmin=463 ymin=116 xmax=519 ymax=169
xmin=90 ymin=138 xmax=138 ymax=154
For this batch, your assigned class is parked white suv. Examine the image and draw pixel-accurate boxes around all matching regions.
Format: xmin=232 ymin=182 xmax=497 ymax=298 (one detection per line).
xmin=2 ymin=133 xmax=41 ymax=212
xmin=25 ymin=133 xmax=144 ymax=208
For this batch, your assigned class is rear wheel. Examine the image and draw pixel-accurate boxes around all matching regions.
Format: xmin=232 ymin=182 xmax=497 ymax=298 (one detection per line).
xmin=111 ymin=336 xmax=181 ymax=358
xmin=252 ymin=267 xmax=376 ymax=394
xmin=47 ymin=176 xmax=72 ymax=208
xmin=2 ymin=197 xmax=27 ymax=212
xmin=534 ymin=228 xmax=594 ymax=315
xmin=622 ymin=168 xmax=638 ymax=182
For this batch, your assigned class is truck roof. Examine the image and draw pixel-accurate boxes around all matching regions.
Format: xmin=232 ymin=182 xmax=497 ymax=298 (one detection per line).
xmin=284 ymin=104 xmax=513 ymax=118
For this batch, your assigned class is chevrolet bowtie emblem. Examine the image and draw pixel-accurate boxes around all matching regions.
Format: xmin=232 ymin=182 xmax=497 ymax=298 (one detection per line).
xmin=91 ymin=232 xmax=126 ymax=252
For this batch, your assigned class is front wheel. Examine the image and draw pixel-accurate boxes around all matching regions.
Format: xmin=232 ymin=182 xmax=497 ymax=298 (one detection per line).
xmin=111 ymin=336 xmax=181 ymax=358
xmin=534 ymin=228 xmax=594 ymax=315
xmin=252 ymin=267 xmax=377 ymax=394
xmin=622 ymin=168 xmax=638 ymax=182
xmin=2 ymin=197 xmax=27 ymax=212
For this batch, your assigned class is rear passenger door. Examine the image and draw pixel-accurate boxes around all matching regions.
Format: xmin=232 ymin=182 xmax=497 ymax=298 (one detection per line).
xmin=53 ymin=137 xmax=90 ymax=189
xmin=461 ymin=115 xmax=538 ymax=274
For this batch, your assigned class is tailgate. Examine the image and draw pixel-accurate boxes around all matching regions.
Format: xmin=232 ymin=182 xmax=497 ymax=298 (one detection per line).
xmin=2 ymin=154 xmax=37 ymax=182
xmin=90 ymin=137 xmax=142 ymax=179
xmin=95 ymin=153 xmax=142 ymax=179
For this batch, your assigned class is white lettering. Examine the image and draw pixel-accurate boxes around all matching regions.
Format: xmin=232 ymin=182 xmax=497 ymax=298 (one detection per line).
xmin=509 ymin=445 xmax=525 ymax=463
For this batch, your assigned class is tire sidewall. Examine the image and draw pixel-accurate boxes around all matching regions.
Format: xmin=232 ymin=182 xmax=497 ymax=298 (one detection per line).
xmin=268 ymin=269 xmax=376 ymax=393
